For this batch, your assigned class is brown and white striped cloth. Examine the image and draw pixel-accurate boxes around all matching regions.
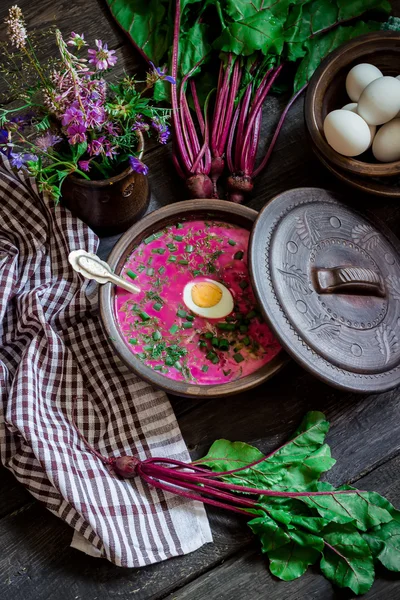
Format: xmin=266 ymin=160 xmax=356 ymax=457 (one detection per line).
xmin=0 ymin=158 xmax=212 ymax=567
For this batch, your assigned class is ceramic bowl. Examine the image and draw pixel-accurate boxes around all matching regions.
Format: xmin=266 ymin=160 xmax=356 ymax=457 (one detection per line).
xmin=99 ymin=200 xmax=288 ymax=398
xmin=305 ymin=31 xmax=400 ymax=179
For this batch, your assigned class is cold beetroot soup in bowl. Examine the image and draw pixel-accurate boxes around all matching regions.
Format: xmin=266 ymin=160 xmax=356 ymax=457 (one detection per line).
xmin=100 ymin=200 xmax=287 ymax=398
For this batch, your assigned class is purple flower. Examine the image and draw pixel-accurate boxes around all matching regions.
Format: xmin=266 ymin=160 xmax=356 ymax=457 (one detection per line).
xmin=88 ymin=136 xmax=105 ymax=156
xmin=129 ymin=156 xmax=148 ymax=175
xmin=0 ymin=129 xmax=13 ymax=157
xmin=62 ymin=104 xmax=85 ymax=126
xmin=67 ymin=123 xmax=87 ymax=145
xmin=78 ymin=159 xmax=91 ymax=172
xmin=132 ymin=114 xmax=149 ymax=132
xmin=86 ymin=104 xmax=106 ymax=128
xmin=10 ymin=152 xmax=38 ymax=169
xmin=103 ymin=139 xmax=118 ymax=157
xmin=88 ymin=40 xmax=117 ymax=71
xmin=151 ymin=118 xmax=170 ymax=145
xmin=67 ymin=32 xmax=86 ymax=50
xmin=148 ymin=61 xmax=176 ymax=85
xmin=35 ymin=131 xmax=62 ymax=151
xmin=104 ymin=122 xmax=120 ymax=136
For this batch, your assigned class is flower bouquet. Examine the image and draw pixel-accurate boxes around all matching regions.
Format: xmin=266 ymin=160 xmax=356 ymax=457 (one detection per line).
xmin=0 ymin=6 xmax=174 ymax=210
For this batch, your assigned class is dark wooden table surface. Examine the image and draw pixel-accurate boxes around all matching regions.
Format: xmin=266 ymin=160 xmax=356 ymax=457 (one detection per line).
xmin=1 ymin=2 xmax=400 ymax=599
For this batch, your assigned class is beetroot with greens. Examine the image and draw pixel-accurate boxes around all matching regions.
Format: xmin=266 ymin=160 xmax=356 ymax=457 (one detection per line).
xmin=73 ymin=405 xmax=400 ymax=595
xmin=106 ymin=0 xmax=391 ymax=200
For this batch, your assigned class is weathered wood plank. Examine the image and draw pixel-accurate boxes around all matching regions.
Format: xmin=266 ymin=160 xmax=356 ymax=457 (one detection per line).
xmin=166 ymin=455 xmax=400 ymax=600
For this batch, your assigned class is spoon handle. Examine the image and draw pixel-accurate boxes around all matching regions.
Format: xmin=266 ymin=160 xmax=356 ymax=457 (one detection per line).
xmin=107 ymin=272 xmax=141 ymax=295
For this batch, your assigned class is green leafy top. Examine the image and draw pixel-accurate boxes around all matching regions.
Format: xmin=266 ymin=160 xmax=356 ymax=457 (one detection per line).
xmin=195 ymin=411 xmax=400 ymax=595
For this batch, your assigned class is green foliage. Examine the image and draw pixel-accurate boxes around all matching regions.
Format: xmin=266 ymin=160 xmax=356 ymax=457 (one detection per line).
xmin=198 ymin=412 xmax=400 ymax=595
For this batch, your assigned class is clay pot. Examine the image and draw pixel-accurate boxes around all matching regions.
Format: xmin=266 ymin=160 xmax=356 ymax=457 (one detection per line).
xmin=62 ymin=132 xmax=149 ymax=237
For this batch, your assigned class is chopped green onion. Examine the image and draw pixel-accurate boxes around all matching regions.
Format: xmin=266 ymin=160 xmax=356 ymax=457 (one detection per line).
xmin=186 ymin=315 xmax=194 ymax=322
xmin=233 ymin=353 xmax=244 ymax=363
xmin=204 ymin=332 xmax=213 ymax=339
xmin=137 ymin=352 xmax=146 ymax=359
xmin=226 ymin=316 xmax=235 ymax=322
xmin=199 ymin=340 xmax=207 ymax=348
xmin=152 ymin=248 xmax=166 ymax=255
xmin=217 ymin=322 xmax=235 ymax=331
xmin=201 ymin=365 xmax=209 ymax=373
xmin=144 ymin=234 xmax=155 ymax=244
xmin=211 ymin=337 xmax=219 ymax=347
xmin=228 ymin=239 xmax=236 ymax=246
xmin=169 ymin=324 xmax=179 ymax=334
xmin=147 ymin=257 xmax=153 ymax=265
xmin=219 ymin=339 xmax=229 ymax=350
xmin=174 ymin=361 xmax=182 ymax=370
xmin=152 ymin=331 xmax=162 ymax=341
xmin=185 ymin=245 xmax=194 ymax=253
xmin=234 ymin=251 xmax=244 ymax=260
xmin=153 ymin=231 xmax=163 ymax=240
xmin=158 ymin=266 xmax=166 ymax=275
xmin=223 ymin=369 xmax=232 ymax=376
xmin=239 ymin=280 xmax=249 ymax=290
xmin=153 ymin=365 xmax=163 ymax=371
xmin=165 ymin=356 xmax=175 ymax=366
xmin=147 ymin=268 xmax=154 ymax=276
xmin=129 ymin=338 xmax=138 ymax=345
xmin=193 ymin=270 xmax=201 ymax=276
xmin=168 ymin=256 xmax=177 ymax=263
xmin=153 ymin=302 xmax=162 ymax=311
xmin=137 ymin=265 xmax=145 ymax=273
xmin=139 ymin=311 xmax=150 ymax=321
xmin=211 ymin=356 xmax=219 ymax=364
xmin=240 ymin=325 xmax=248 ymax=333
xmin=173 ymin=235 xmax=183 ymax=241
xmin=176 ymin=223 xmax=184 ymax=229
xmin=126 ymin=269 xmax=137 ymax=280
xmin=243 ymin=336 xmax=250 ymax=346
xmin=177 ymin=309 xmax=187 ymax=318
xmin=167 ymin=243 xmax=177 ymax=251
xmin=144 ymin=344 xmax=153 ymax=351
xmin=246 ymin=310 xmax=256 ymax=320
xmin=178 ymin=259 xmax=189 ymax=265
xmin=182 ymin=322 xmax=193 ymax=329
xmin=206 ymin=351 xmax=217 ymax=361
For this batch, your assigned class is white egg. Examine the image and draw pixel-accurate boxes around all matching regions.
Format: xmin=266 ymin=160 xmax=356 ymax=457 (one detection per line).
xmin=323 ymin=110 xmax=371 ymax=157
xmin=372 ymin=118 xmax=400 ymax=162
xmin=358 ymin=76 xmax=400 ymax=125
xmin=183 ymin=279 xmax=234 ymax=319
xmin=345 ymin=63 xmax=383 ymax=102
xmin=341 ymin=103 xmax=376 ymax=147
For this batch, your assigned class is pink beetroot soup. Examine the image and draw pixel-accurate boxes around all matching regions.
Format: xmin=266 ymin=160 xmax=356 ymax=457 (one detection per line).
xmin=115 ymin=220 xmax=281 ymax=385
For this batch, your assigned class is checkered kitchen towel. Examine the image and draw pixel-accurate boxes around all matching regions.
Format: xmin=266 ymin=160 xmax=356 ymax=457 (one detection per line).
xmin=0 ymin=158 xmax=212 ymax=567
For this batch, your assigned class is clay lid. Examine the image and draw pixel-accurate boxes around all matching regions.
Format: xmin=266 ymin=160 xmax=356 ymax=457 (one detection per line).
xmin=249 ymin=188 xmax=400 ymax=393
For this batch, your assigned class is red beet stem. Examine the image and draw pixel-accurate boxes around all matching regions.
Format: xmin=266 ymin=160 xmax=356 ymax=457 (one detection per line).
xmin=234 ymin=83 xmax=253 ymax=169
xmin=137 ymin=467 xmax=250 ymax=516
xmin=141 ymin=462 xmax=362 ymax=498
xmin=253 ymin=83 xmax=308 ymax=177
xmin=240 ymin=64 xmax=283 ymax=173
xmin=216 ymin=58 xmax=242 ymax=157
xmin=226 ymin=105 xmax=240 ymax=174
xmin=211 ymin=54 xmax=233 ymax=149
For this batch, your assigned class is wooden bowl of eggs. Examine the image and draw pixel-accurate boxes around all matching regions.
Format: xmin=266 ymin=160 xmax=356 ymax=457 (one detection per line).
xmin=305 ymin=31 xmax=400 ymax=179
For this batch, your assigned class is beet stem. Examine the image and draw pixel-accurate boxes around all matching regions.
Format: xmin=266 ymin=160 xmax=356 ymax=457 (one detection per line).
xmin=234 ymin=83 xmax=253 ymax=169
xmin=253 ymin=83 xmax=308 ymax=178
xmin=240 ymin=64 xmax=283 ymax=173
xmin=217 ymin=58 xmax=242 ymax=157
xmin=226 ymin=105 xmax=240 ymax=174
xmin=71 ymin=397 xmax=112 ymax=465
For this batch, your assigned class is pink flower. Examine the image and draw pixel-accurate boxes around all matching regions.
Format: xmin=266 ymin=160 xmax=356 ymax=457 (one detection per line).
xmin=103 ymin=139 xmax=118 ymax=157
xmin=62 ymin=104 xmax=85 ymax=126
xmin=67 ymin=123 xmax=86 ymax=145
xmin=129 ymin=156 xmax=148 ymax=175
xmin=86 ymin=105 xmax=106 ymax=128
xmin=104 ymin=122 xmax=120 ymax=136
xmin=88 ymin=40 xmax=117 ymax=71
xmin=35 ymin=131 xmax=62 ymax=151
xmin=88 ymin=136 xmax=105 ymax=156
xmin=78 ymin=159 xmax=91 ymax=172
xmin=67 ymin=32 xmax=86 ymax=50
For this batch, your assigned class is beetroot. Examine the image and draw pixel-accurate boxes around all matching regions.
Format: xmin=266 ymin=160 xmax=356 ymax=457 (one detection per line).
xmin=186 ymin=173 xmax=213 ymax=199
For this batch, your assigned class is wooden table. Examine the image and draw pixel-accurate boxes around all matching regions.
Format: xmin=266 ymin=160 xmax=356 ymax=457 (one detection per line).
xmin=1 ymin=1 xmax=400 ymax=599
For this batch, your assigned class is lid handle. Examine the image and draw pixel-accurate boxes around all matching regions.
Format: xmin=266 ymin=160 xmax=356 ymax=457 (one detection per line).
xmin=313 ymin=266 xmax=385 ymax=298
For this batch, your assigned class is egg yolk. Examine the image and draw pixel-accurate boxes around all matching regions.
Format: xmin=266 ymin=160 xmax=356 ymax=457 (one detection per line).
xmin=191 ymin=282 xmax=222 ymax=308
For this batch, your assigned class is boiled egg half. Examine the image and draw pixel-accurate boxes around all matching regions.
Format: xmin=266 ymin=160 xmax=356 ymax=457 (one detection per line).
xmin=183 ymin=278 xmax=234 ymax=319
